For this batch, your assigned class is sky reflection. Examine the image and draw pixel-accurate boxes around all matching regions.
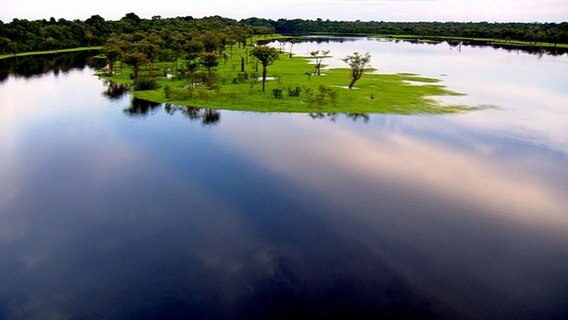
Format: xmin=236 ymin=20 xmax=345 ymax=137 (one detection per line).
xmin=286 ymin=38 xmax=568 ymax=154
xmin=0 ymin=43 xmax=567 ymax=319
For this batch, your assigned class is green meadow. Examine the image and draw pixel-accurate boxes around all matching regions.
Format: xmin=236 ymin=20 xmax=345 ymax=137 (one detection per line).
xmin=98 ymin=41 xmax=476 ymax=114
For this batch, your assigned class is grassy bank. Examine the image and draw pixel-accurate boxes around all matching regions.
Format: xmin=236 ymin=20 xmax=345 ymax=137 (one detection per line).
xmin=0 ymin=46 xmax=102 ymax=60
xmin=98 ymin=42 xmax=478 ymax=114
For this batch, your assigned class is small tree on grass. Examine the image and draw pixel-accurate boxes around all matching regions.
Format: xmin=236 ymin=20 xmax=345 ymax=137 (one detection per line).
xmin=201 ymin=53 xmax=219 ymax=88
xmin=342 ymin=52 xmax=371 ymax=89
xmin=310 ymin=50 xmax=330 ymax=75
xmin=251 ymin=46 xmax=279 ymax=92
xmin=289 ymin=38 xmax=301 ymax=58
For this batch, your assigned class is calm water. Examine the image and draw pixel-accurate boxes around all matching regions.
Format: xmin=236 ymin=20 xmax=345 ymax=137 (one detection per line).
xmin=0 ymin=40 xmax=567 ymax=319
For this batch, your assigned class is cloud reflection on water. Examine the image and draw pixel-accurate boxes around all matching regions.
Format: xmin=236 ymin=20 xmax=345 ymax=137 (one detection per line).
xmin=222 ymin=114 xmax=568 ymax=231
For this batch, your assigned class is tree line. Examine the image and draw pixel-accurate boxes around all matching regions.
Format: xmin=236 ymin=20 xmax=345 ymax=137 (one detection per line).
xmin=1 ymin=14 xmax=567 ymax=56
xmin=0 ymin=13 xmax=275 ymax=55
xmin=243 ymin=18 xmax=568 ymax=44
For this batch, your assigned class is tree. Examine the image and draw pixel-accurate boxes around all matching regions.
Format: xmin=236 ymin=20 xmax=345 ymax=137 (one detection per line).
xmin=0 ymin=37 xmax=14 ymax=55
xmin=123 ymin=51 xmax=146 ymax=78
xmin=289 ymin=38 xmax=301 ymax=58
xmin=341 ymin=52 xmax=371 ymax=89
xmin=102 ymin=41 xmax=122 ymax=74
xmin=185 ymin=39 xmax=204 ymax=87
xmin=201 ymin=31 xmax=221 ymax=53
xmin=251 ymin=45 xmax=279 ymax=92
xmin=201 ymin=53 xmax=219 ymax=76
xmin=310 ymin=50 xmax=330 ymax=75
xmin=134 ymin=33 xmax=163 ymax=74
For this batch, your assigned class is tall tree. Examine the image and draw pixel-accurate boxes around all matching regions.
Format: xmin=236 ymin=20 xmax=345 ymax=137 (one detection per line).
xmin=341 ymin=52 xmax=371 ymax=89
xmin=251 ymin=45 xmax=279 ymax=92
xmin=102 ymin=40 xmax=122 ymax=74
xmin=201 ymin=53 xmax=219 ymax=76
xmin=137 ymin=33 xmax=162 ymax=72
xmin=123 ymin=51 xmax=146 ymax=78
xmin=185 ymin=39 xmax=204 ymax=87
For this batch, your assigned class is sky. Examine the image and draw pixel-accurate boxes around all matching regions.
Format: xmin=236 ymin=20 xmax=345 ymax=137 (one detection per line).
xmin=0 ymin=0 xmax=566 ymax=22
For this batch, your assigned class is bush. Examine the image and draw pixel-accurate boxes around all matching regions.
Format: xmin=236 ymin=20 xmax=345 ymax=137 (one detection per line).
xmin=164 ymin=86 xmax=193 ymax=100
xmin=272 ymin=88 xmax=283 ymax=99
xmin=287 ymin=86 xmax=302 ymax=97
xmin=237 ymin=72 xmax=248 ymax=83
xmin=329 ymin=90 xmax=339 ymax=106
xmin=133 ymin=77 xmax=160 ymax=91
xmin=164 ymin=85 xmax=172 ymax=99
xmin=316 ymin=85 xmax=333 ymax=105
xmin=196 ymin=88 xmax=210 ymax=99
xmin=301 ymin=85 xmax=338 ymax=106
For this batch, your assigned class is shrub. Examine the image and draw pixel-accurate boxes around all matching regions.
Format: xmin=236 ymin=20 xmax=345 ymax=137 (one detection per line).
xmin=237 ymin=72 xmax=248 ymax=83
xmin=196 ymin=88 xmax=210 ymax=99
xmin=272 ymin=88 xmax=283 ymax=99
xmin=133 ymin=77 xmax=160 ymax=91
xmin=316 ymin=85 xmax=333 ymax=105
xmin=287 ymin=86 xmax=302 ymax=97
xmin=329 ymin=90 xmax=339 ymax=106
xmin=302 ymin=86 xmax=315 ymax=105
xmin=164 ymin=86 xmax=193 ymax=100
xmin=164 ymin=85 xmax=172 ymax=99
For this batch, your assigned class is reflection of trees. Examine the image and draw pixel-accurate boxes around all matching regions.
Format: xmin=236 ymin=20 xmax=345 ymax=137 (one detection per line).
xmin=165 ymin=104 xmax=221 ymax=125
xmin=124 ymin=98 xmax=162 ymax=117
xmin=257 ymin=37 xmax=357 ymax=46
xmin=102 ymin=81 xmax=129 ymax=100
xmin=303 ymin=37 xmax=358 ymax=44
xmin=399 ymin=38 xmax=567 ymax=56
xmin=121 ymin=99 xmax=221 ymax=125
xmin=0 ymin=51 xmax=105 ymax=83
xmin=309 ymin=112 xmax=369 ymax=123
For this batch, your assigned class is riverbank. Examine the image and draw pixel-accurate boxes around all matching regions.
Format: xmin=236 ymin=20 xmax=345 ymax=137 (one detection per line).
xmin=305 ymin=32 xmax=568 ymax=49
xmin=382 ymin=35 xmax=568 ymax=49
xmin=0 ymin=46 xmax=102 ymax=60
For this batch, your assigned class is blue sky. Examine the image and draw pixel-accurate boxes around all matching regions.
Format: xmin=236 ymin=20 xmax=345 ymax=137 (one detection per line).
xmin=0 ymin=0 xmax=566 ymax=22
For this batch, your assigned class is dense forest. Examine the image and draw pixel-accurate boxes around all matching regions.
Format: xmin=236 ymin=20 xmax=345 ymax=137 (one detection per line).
xmin=1 ymin=13 xmax=567 ymax=55
xmin=0 ymin=14 xmax=274 ymax=54
xmin=245 ymin=19 xmax=568 ymax=44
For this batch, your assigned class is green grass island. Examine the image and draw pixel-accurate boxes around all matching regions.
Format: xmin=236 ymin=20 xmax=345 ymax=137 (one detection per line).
xmin=96 ymin=36 xmax=478 ymax=115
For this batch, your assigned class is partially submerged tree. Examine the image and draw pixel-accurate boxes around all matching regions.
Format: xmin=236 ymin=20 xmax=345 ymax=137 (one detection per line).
xmin=251 ymin=45 xmax=279 ymax=92
xmin=341 ymin=52 xmax=371 ymax=89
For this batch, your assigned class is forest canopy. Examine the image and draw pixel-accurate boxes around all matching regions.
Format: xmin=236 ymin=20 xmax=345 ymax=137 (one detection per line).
xmin=0 ymin=13 xmax=566 ymax=55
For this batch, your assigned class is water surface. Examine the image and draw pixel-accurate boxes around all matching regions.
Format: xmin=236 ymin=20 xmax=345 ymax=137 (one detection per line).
xmin=0 ymin=42 xmax=567 ymax=319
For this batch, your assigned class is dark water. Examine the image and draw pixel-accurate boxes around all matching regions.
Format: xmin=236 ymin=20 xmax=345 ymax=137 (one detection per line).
xmin=0 ymin=42 xmax=567 ymax=320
